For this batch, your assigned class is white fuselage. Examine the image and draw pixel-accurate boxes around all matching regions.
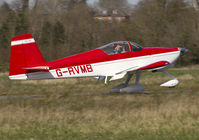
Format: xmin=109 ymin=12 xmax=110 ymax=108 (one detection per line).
xmin=9 ymin=50 xmax=180 ymax=80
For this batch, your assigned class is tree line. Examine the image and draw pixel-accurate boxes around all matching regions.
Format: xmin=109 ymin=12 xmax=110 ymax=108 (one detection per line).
xmin=0 ymin=0 xmax=198 ymax=71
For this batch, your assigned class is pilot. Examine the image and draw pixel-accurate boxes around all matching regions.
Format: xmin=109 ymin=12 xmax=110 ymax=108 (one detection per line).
xmin=115 ymin=44 xmax=123 ymax=54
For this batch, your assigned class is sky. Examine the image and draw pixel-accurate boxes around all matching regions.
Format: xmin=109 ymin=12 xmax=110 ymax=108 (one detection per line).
xmin=0 ymin=0 xmax=140 ymax=5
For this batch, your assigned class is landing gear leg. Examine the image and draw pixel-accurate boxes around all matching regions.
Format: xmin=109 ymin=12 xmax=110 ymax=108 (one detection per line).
xmin=125 ymin=74 xmax=133 ymax=85
xmin=135 ymin=71 xmax=141 ymax=85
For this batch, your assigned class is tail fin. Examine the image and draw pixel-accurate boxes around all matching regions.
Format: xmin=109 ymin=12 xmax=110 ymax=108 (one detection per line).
xmin=9 ymin=34 xmax=48 ymax=80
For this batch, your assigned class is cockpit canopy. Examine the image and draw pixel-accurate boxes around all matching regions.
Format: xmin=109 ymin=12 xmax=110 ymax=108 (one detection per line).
xmin=130 ymin=42 xmax=143 ymax=52
xmin=99 ymin=41 xmax=142 ymax=55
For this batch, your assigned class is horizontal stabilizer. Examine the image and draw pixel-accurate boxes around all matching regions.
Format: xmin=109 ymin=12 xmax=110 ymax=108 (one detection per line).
xmin=24 ymin=66 xmax=50 ymax=71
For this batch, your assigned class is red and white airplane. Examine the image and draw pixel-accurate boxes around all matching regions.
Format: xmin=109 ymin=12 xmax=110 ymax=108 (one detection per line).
xmin=9 ymin=34 xmax=188 ymax=92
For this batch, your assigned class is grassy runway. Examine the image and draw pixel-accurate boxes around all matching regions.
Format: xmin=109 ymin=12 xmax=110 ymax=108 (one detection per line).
xmin=0 ymin=66 xmax=199 ymax=140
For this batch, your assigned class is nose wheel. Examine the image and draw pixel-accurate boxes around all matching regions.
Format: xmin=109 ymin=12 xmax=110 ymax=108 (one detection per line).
xmin=109 ymin=71 xmax=145 ymax=93
xmin=160 ymin=70 xmax=179 ymax=87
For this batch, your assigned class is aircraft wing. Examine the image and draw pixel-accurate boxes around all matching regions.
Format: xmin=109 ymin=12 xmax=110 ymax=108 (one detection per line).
xmin=109 ymin=66 xmax=138 ymax=81
xmin=109 ymin=61 xmax=170 ymax=82
xmin=109 ymin=72 xmax=127 ymax=81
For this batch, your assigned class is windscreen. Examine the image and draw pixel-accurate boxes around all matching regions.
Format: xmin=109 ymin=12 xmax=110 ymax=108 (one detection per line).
xmin=130 ymin=42 xmax=143 ymax=52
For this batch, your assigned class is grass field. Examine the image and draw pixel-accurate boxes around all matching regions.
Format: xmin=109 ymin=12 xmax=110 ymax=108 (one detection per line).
xmin=0 ymin=66 xmax=199 ymax=140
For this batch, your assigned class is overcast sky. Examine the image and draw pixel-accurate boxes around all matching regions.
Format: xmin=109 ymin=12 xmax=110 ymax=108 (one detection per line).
xmin=0 ymin=0 xmax=140 ymax=5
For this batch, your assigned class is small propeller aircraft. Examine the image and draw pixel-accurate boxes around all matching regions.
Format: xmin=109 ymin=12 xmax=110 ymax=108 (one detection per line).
xmin=9 ymin=34 xmax=188 ymax=93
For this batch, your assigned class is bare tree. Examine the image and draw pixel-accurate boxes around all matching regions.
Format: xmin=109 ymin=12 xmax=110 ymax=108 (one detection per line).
xmin=22 ymin=0 xmax=29 ymax=12
xmin=98 ymin=0 xmax=129 ymax=10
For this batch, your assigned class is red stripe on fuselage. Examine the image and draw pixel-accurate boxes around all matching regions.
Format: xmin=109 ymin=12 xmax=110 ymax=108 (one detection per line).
xmin=137 ymin=61 xmax=170 ymax=70
xmin=47 ymin=47 xmax=179 ymax=70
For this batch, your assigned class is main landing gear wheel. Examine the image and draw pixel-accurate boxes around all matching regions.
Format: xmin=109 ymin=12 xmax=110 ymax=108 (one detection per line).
xmin=109 ymin=71 xmax=145 ymax=93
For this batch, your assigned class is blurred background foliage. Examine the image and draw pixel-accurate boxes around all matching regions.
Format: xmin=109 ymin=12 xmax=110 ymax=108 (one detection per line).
xmin=0 ymin=0 xmax=199 ymax=71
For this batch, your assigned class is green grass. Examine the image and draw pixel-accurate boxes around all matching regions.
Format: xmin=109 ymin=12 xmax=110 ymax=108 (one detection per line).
xmin=0 ymin=67 xmax=199 ymax=140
